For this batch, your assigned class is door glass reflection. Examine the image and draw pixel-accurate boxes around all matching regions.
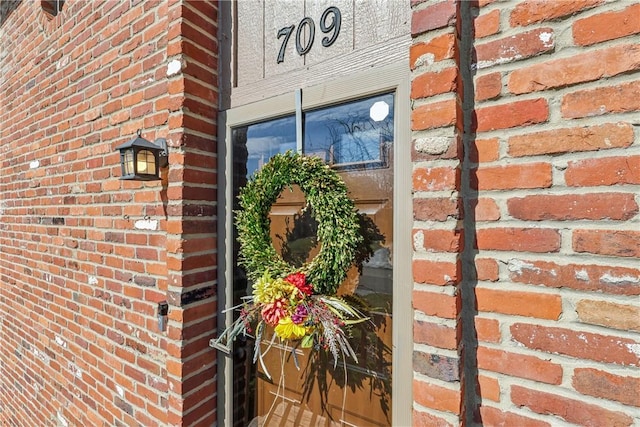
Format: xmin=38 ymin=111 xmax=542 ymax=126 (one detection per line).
xmin=234 ymin=115 xmax=297 ymax=178
xmin=304 ymin=93 xmax=394 ymax=170
xmin=232 ymin=114 xmax=296 ymax=427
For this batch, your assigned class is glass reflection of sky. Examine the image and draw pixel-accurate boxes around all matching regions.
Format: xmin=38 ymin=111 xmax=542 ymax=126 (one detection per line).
xmin=305 ymin=93 xmax=394 ymax=167
xmin=233 ymin=92 xmax=394 ymax=177
xmin=241 ymin=115 xmax=296 ymax=177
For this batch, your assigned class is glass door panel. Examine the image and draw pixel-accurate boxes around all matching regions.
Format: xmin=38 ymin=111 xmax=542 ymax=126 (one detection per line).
xmin=231 ymin=93 xmax=394 ymax=426
xmin=231 ymin=114 xmax=296 ymax=426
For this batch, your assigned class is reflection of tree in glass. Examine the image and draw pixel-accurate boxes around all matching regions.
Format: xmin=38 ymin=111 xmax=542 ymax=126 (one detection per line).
xmin=323 ymin=113 xmax=393 ymax=167
xmin=354 ymin=213 xmax=385 ymax=275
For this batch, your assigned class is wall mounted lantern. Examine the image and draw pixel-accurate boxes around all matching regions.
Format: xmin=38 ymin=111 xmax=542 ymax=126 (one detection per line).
xmin=115 ymin=130 xmax=168 ymax=181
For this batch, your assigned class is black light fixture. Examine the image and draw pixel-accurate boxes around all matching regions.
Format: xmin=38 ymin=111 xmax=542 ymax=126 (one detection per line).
xmin=115 ymin=130 xmax=168 ymax=181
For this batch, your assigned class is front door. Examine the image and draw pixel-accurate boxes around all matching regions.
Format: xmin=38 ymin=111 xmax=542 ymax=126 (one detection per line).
xmin=229 ymin=93 xmax=394 ymax=426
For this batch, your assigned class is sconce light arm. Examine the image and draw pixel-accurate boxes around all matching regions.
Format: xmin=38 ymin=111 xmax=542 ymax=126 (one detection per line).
xmin=155 ymin=138 xmax=168 ymax=168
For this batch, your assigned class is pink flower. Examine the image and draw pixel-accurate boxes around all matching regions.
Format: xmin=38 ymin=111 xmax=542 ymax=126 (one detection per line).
xmin=261 ymin=298 xmax=288 ymax=326
xmin=284 ymin=272 xmax=313 ymax=296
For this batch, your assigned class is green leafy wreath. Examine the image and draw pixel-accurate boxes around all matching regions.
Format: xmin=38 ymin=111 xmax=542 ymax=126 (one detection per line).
xmin=236 ymin=151 xmax=362 ymax=295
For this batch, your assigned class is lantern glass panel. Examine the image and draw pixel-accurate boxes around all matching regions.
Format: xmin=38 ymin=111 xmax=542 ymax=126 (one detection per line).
xmin=123 ymin=149 xmax=135 ymax=176
xmin=137 ymin=149 xmax=157 ymax=175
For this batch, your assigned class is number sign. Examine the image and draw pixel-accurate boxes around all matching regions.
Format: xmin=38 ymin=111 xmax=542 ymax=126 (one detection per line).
xmin=277 ymin=6 xmax=341 ymax=64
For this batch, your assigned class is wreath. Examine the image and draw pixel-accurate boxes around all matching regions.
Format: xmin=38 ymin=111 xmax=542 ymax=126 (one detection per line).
xmin=235 ymin=151 xmax=362 ymax=295
xmin=214 ymin=151 xmax=369 ymax=371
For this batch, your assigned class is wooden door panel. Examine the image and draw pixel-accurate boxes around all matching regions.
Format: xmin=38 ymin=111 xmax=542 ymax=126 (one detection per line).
xmin=255 ymin=321 xmax=392 ymax=427
xmin=255 ymin=166 xmax=393 ymax=426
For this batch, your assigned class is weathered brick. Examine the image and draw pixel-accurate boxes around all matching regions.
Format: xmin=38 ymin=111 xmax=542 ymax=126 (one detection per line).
xmin=413 ymin=165 xmax=459 ymax=191
xmin=507 ymin=193 xmax=638 ymax=221
xmin=509 ymin=44 xmax=640 ymax=94
xmin=469 ymin=138 xmax=500 ymax=163
xmin=474 ymin=9 xmax=500 ymax=39
xmin=413 ymin=410 xmax=454 ymax=427
xmin=474 ymin=28 xmax=554 ymax=69
xmin=511 ymin=323 xmax=640 ymax=366
xmin=413 ymin=228 xmax=463 ymax=253
xmin=511 ymin=385 xmax=633 ymax=426
xmin=565 ymin=155 xmax=640 ymax=186
xmin=508 ymin=122 xmax=634 ymax=157
xmin=474 ymin=73 xmax=502 ymax=102
xmin=473 ymin=198 xmax=501 ymax=221
xmin=475 ymin=258 xmax=499 ymax=281
xmin=508 ymin=259 xmax=640 ymax=296
xmin=474 ymin=316 xmax=500 ymax=343
xmin=413 ymin=259 xmax=460 ymax=286
xmin=413 ymin=379 xmax=461 ymax=414
xmin=412 ymin=0 xmax=456 ymax=36
xmin=410 ymin=33 xmax=456 ymax=69
xmin=414 ymin=320 xmax=458 ymax=350
xmin=475 ymin=98 xmax=548 ymax=132
xmin=573 ymin=3 xmax=640 ymax=46
xmin=576 ymin=300 xmax=640 ymax=332
xmin=413 ymin=136 xmax=460 ymax=160
xmin=562 ymin=80 xmax=640 ymax=119
xmin=573 ymin=368 xmax=640 ymax=407
xmin=510 ymin=0 xmax=602 ymax=27
xmin=414 ymin=197 xmax=460 ymax=221
xmin=476 ymin=227 xmax=560 ymax=253
xmin=478 ymin=406 xmax=551 ymax=427
xmin=573 ymin=229 xmax=640 ymax=258
xmin=477 ymin=347 xmax=563 ymax=384
xmin=473 ymin=163 xmax=552 ymax=190
xmin=412 ymin=98 xmax=458 ymax=130
xmin=476 ymin=287 xmax=562 ymax=319
xmin=413 ymin=351 xmax=460 ymax=382
xmin=477 ymin=375 xmax=500 ymax=402
xmin=411 ymin=67 xmax=458 ymax=99
xmin=413 ymin=289 xmax=459 ymax=319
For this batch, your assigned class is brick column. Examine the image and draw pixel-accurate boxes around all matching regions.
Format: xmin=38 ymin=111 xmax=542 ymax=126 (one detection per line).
xmin=164 ymin=1 xmax=219 ymax=425
xmin=410 ymin=1 xmax=465 ymax=425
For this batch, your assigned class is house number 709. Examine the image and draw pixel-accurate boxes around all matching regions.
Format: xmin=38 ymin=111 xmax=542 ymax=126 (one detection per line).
xmin=276 ymin=6 xmax=341 ymax=63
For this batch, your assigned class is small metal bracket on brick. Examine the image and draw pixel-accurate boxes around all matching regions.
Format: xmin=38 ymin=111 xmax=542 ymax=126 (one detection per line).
xmin=157 ymin=301 xmax=168 ymax=332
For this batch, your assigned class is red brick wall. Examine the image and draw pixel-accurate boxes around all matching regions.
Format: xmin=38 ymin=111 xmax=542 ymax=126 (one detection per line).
xmin=0 ymin=1 xmax=217 ymax=425
xmin=411 ymin=0 xmax=465 ymax=424
xmin=411 ymin=0 xmax=640 ymax=425
xmin=2 ymin=0 xmax=639 ymax=425
xmin=163 ymin=1 xmax=218 ymax=425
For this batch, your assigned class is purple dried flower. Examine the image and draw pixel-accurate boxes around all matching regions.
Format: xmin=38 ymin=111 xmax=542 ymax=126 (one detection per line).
xmin=291 ymin=304 xmax=308 ymax=324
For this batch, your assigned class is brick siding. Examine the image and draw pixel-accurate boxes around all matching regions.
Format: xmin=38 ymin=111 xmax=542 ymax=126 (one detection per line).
xmin=0 ymin=0 xmax=638 ymax=426
xmin=411 ymin=0 xmax=640 ymax=425
xmin=0 ymin=1 xmax=217 ymax=425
